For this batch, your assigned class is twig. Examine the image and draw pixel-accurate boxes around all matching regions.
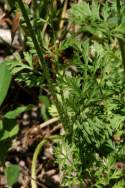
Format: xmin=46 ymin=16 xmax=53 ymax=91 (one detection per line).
xmin=40 ymin=117 xmax=59 ymax=129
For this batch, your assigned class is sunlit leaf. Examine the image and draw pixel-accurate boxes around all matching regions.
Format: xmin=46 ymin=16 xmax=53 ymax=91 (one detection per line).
xmin=5 ymin=164 xmax=20 ymax=186
xmin=0 ymin=119 xmax=19 ymax=141
xmin=0 ymin=63 xmax=12 ymax=106
xmin=4 ymin=106 xmax=27 ymax=119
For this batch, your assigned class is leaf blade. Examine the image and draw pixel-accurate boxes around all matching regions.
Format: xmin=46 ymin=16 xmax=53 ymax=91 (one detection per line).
xmin=5 ymin=164 xmax=20 ymax=186
xmin=0 ymin=63 xmax=12 ymax=106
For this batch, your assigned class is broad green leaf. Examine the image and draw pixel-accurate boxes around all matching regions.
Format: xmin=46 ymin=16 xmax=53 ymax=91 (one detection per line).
xmin=0 ymin=119 xmax=19 ymax=164
xmin=4 ymin=106 xmax=27 ymax=119
xmin=5 ymin=164 xmax=20 ymax=186
xmin=0 ymin=63 xmax=12 ymax=106
xmin=0 ymin=124 xmax=19 ymax=141
xmin=0 ymin=119 xmax=19 ymax=141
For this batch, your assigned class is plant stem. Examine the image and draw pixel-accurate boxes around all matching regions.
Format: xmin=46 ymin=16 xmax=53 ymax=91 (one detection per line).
xmin=17 ymin=0 xmax=68 ymax=126
xmin=116 ymin=0 xmax=125 ymax=72
xmin=31 ymin=135 xmax=61 ymax=188
xmin=16 ymin=6 xmax=70 ymax=184
xmin=17 ymin=0 xmax=47 ymax=71
xmin=39 ymin=117 xmax=59 ymax=129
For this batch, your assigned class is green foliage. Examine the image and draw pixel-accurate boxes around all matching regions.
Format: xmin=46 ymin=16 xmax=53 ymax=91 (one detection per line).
xmin=0 ymin=105 xmax=30 ymax=164
xmin=5 ymin=164 xmax=20 ymax=187
xmin=53 ymin=0 xmax=125 ymax=187
xmin=39 ymin=95 xmax=50 ymax=120
xmin=69 ymin=0 xmax=125 ymax=44
xmin=2 ymin=0 xmax=125 ymax=187
xmin=0 ymin=119 xmax=19 ymax=142
xmin=0 ymin=62 xmax=12 ymax=106
xmin=4 ymin=106 xmax=27 ymax=119
xmin=5 ymin=52 xmax=44 ymax=87
xmin=0 ymin=118 xmax=19 ymax=164
xmin=6 ymin=54 xmax=33 ymax=75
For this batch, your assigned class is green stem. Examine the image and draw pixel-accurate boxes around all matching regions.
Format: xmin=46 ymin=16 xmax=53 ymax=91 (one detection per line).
xmin=16 ymin=5 xmax=70 ymax=181
xmin=17 ymin=0 xmax=47 ymax=71
xmin=31 ymin=135 xmax=61 ymax=188
xmin=116 ymin=0 xmax=125 ymax=72
xmin=16 ymin=1 xmax=60 ymax=100
xmin=17 ymin=0 xmax=68 ymax=124
xmin=17 ymin=0 xmax=50 ymax=84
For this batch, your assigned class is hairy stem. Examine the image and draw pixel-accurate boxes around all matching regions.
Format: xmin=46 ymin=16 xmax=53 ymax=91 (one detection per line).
xmin=17 ymin=0 xmax=69 ymax=126
xmin=17 ymin=0 xmax=47 ymax=73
